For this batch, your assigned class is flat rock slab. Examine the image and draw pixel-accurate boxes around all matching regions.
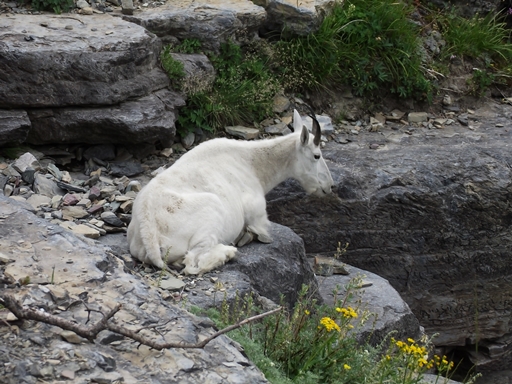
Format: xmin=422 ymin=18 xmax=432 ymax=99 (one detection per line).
xmin=26 ymin=89 xmax=184 ymax=146
xmin=0 ymin=14 xmax=169 ymax=108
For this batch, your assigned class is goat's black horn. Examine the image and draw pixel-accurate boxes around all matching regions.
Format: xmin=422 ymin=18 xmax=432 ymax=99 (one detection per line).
xmin=310 ymin=114 xmax=321 ymax=146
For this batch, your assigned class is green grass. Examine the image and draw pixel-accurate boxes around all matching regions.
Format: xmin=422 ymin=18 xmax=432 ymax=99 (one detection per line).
xmin=437 ymin=10 xmax=512 ymax=62
xmin=431 ymin=6 xmax=512 ymax=94
xmin=271 ymin=0 xmax=431 ymax=99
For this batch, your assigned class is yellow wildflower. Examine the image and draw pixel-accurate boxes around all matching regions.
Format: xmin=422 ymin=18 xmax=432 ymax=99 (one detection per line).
xmin=344 ymin=364 xmax=351 ymax=370
xmin=320 ymin=317 xmax=340 ymax=332
xmin=337 ymin=307 xmax=358 ymax=319
xmin=305 ymin=310 xmax=310 ymax=315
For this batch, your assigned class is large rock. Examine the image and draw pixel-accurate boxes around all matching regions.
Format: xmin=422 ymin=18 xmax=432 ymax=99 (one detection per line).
xmin=0 ymin=195 xmax=268 ymax=383
xmin=0 ymin=14 xmax=168 ymax=108
xmin=256 ymin=0 xmax=335 ymax=36
xmin=99 ymin=222 xmax=319 ymax=310
xmin=26 ymin=89 xmax=185 ymax=146
xmin=123 ymin=0 xmax=266 ymax=52
xmin=267 ymin=101 xmax=512 ymax=352
xmin=317 ymin=264 xmax=422 ymax=346
xmin=225 ymin=222 xmax=320 ymax=308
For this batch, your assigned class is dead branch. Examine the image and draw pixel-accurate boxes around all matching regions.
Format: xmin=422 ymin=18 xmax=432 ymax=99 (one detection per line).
xmin=0 ymin=292 xmax=282 ymax=350
xmin=0 ymin=293 xmax=120 ymax=342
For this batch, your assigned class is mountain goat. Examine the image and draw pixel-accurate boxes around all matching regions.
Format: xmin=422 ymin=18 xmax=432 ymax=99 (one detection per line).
xmin=127 ymin=109 xmax=334 ymax=275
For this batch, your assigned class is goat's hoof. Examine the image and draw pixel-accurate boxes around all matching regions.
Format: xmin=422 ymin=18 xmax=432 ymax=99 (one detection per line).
xmin=257 ymin=234 xmax=273 ymax=244
xmin=236 ymin=231 xmax=254 ymax=247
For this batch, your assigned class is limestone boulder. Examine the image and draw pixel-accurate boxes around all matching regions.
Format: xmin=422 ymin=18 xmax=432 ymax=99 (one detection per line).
xmin=123 ymin=0 xmax=266 ymax=52
xmin=317 ymin=264 xmax=422 ymax=346
xmin=225 ymin=222 xmax=320 ymax=308
xmin=257 ymin=0 xmax=336 ymax=36
xmin=267 ymin=101 xmax=512 ymax=350
xmin=0 ymin=14 xmax=168 ymax=108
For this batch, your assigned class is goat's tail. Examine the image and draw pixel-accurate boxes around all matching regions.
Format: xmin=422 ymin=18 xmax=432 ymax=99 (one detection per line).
xmin=137 ymin=195 xmax=165 ymax=269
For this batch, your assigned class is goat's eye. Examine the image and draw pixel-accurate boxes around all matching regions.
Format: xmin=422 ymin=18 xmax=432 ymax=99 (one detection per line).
xmin=314 ymin=154 xmax=320 ymax=160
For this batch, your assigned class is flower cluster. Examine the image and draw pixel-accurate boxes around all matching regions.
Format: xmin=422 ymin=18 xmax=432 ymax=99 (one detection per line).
xmin=319 ymin=317 xmax=341 ymax=332
xmin=390 ymin=337 xmax=455 ymax=372
xmin=336 ymin=306 xmax=358 ymax=319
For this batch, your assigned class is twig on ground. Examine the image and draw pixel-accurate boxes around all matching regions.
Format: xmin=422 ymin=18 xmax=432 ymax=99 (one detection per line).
xmin=0 ymin=292 xmax=282 ymax=350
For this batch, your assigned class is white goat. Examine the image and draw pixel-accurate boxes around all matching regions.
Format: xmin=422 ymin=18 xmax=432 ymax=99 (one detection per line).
xmin=127 ymin=109 xmax=334 ymax=275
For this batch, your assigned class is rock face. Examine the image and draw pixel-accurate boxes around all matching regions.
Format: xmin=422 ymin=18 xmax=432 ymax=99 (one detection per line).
xmin=0 ymin=1 xmax=335 ymax=148
xmin=225 ymin=222 xmax=320 ymax=308
xmin=257 ymin=0 xmax=335 ymax=36
xmin=267 ymin=101 xmax=512 ymax=350
xmin=26 ymin=89 xmax=184 ymax=146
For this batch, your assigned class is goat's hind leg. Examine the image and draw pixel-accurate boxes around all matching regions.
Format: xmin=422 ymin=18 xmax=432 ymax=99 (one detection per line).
xmin=182 ymin=242 xmax=237 ymax=276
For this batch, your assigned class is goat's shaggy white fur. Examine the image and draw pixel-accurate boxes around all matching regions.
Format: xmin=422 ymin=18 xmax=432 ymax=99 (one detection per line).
xmin=127 ymin=110 xmax=333 ymax=275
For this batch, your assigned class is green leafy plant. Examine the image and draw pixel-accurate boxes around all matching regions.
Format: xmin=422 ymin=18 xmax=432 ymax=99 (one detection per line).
xmin=174 ymin=38 xmax=203 ymax=54
xmin=469 ymin=68 xmax=495 ymax=96
xmin=160 ymin=45 xmax=186 ymax=87
xmin=31 ymin=0 xmax=73 ymax=14
xmin=176 ymin=41 xmax=280 ymax=136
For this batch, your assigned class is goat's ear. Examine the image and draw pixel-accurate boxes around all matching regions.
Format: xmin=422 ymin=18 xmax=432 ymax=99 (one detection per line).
xmin=300 ymin=125 xmax=309 ymax=145
xmin=294 ymin=109 xmax=309 ymax=145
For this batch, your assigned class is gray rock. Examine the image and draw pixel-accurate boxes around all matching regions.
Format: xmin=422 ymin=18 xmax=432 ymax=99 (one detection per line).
xmin=225 ymin=222 xmax=320 ymax=308
xmin=272 ymin=94 xmax=290 ymax=113
xmin=123 ymin=0 xmax=266 ymax=52
xmin=33 ymin=174 xmax=65 ymax=198
xmin=225 ymin=126 xmax=260 ymax=140
xmin=0 ymin=110 xmax=31 ymax=146
xmin=121 ymin=0 xmax=134 ymax=15
xmin=317 ymin=264 xmax=422 ymax=345
xmin=0 ymin=15 xmax=168 ymax=108
xmin=0 ymin=195 xmax=269 ymax=383
xmin=181 ymin=131 xmax=195 ymax=149
xmin=265 ymin=122 xmax=292 ymax=136
xmin=408 ymin=111 xmax=428 ymax=123
xmin=171 ymin=53 xmax=216 ymax=91
xmin=13 ymin=152 xmax=39 ymax=173
xmin=159 ymin=276 xmax=186 ymax=291
xmin=100 ymin=211 xmax=124 ymax=227
xmin=26 ymin=90 xmax=184 ymax=147
xmin=260 ymin=0 xmax=335 ymax=36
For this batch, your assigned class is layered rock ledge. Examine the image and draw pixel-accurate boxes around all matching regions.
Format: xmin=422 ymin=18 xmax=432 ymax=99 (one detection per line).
xmin=267 ymin=101 xmax=512 ymax=358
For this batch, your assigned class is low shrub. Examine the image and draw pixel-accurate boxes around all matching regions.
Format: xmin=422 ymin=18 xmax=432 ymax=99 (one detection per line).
xmin=195 ymin=276 xmax=479 ymax=384
xmin=31 ymin=0 xmax=73 ymax=14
